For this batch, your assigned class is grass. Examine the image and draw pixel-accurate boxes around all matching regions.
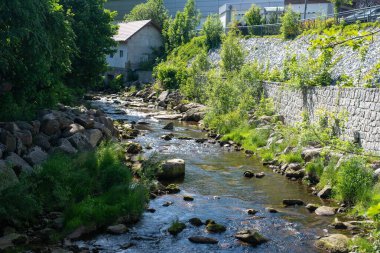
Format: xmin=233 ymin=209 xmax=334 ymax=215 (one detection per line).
xmin=279 ymin=151 xmax=303 ymax=164
xmin=168 ymin=219 xmax=186 ymax=235
xmin=0 ymin=142 xmax=148 ymax=234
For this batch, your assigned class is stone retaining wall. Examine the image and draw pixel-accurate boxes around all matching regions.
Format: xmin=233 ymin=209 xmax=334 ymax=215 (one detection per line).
xmin=263 ymin=82 xmax=380 ymax=152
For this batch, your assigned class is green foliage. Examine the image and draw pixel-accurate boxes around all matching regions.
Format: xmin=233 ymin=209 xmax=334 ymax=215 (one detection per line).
xmin=154 ymin=62 xmax=188 ymax=90
xmin=244 ymin=4 xmax=262 ymax=35
xmin=328 ymin=0 xmax=352 ymax=17
xmin=124 ymin=0 xmax=169 ymax=28
xmin=279 ymin=151 xmax=303 ymax=164
xmin=0 ymin=143 xmax=148 ymax=232
xmin=109 ymin=74 xmax=125 ymax=92
xmin=335 ymin=157 xmax=373 ymax=206
xmin=201 ymin=14 xmax=224 ymax=50
xmin=163 ymin=0 xmax=201 ymax=52
xmin=168 ymin=219 xmax=186 ymax=235
xmin=305 ymin=157 xmax=325 ymax=182
xmin=61 ymin=0 xmax=117 ymax=90
xmin=220 ymin=32 xmax=245 ymax=73
xmin=280 ymin=7 xmax=300 ymax=39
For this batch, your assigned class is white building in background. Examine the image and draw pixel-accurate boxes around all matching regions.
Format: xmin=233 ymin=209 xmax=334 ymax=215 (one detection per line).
xmin=285 ymin=0 xmax=334 ymax=19
xmin=106 ymin=20 xmax=163 ymax=82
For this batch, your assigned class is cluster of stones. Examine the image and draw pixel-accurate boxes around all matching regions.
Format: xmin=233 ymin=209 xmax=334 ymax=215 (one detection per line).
xmin=0 ymin=105 xmax=118 ymax=192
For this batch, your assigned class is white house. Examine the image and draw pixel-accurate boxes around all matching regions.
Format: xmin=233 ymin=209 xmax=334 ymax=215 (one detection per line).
xmin=286 ymin=0 xmax=334 ymax=19
xmin=106 ymin=20 xmax=163 ymax=82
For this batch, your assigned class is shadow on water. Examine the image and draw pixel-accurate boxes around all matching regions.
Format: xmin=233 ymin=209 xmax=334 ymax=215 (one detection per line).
xmin=76 ymin=97 xmax=334 ymax=253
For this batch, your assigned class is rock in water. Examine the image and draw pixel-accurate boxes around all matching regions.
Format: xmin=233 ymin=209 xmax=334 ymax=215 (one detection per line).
xmin=158 ymin=159 xmax=185 ymax=179
xmin=165 ymin=184 xmax=180 ymax=194
xmin=188 ymin=236 xmax=218 ymax=244
xmin=168 ymin=222 xmax=186 ymax=236
xmin=189 ymin=218 xmax=203 ymax=226
xmin=283 ymin=199 xmax=305 ymax=206
xmin=106 ymin=224 xmax=127 ymax=235
xmin=315 ymin=206 xmax=336 ymax=216
xmin=314 ymin=234 xmax=349 ymax=253
xmin=235 ymin=230 xmax=268 ymax=246
xmin=244 ymin=171 xmax=254 ymax=178
xmin=163 ymin=122 xmax=174 ymax=130
xmin=206 ymin=223 xmax=226 ymax=233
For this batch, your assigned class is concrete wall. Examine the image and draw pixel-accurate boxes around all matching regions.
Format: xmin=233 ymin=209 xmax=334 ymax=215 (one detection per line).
xmin=106 ymin=44 xmax=128 ymax=69
xmin=264 ymin=82 xmax=380 ymax=152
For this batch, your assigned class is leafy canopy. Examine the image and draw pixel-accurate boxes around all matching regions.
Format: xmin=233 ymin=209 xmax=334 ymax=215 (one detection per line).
xmin=124 ymin=0 xmax=169 ymax=28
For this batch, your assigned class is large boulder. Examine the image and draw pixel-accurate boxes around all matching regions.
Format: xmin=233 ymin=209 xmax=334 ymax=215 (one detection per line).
xmin=85 ymin=129 xmax=103 ymax=148
xmin=182 ymin=106 xmax=207 ymax=122
xmin=40 ymin=113 xmax=60 ymax=136
xmin=106 ymin=224 xmax=127 ymax=235
xmin=235 ymin=230 xmax=268 ymax=246
xmin=52 ymin=138 xmax=78 ymax=154
xmin=67 ymin=133 xmax=92 ymax=151
xmin=188 ymin=236 xmax=218 ymax=244
xmin=301 ymin=148 xmax=322 ymax=162
xmin=314 ymin=234 xmax=349 ymax=253
xmin=5 ymin=153 xmax=33 ymax=175
xmin=157 ymin=90 xmax=169 ymax=103
xmin=62 ymin=123 xmax=85 ymax=137
xmin=14 ymin=130 xmax=33 ymax=147
xmin=0 ymin=129 xmax=16 ymax=152
xmin=283 ymin=199 xmax=305 ymax=206
xmin=23 ymin=147 xmax=48 ymax=166
xmin=0 ymin=233 xmax=28 ymax=251
xmin=158 ymin=159 xmax=185 ymax=179
xmin=0 ymin=143 xmax=6 ymax=159
xmin=33 ymin=133 xmax=51 ymax=151
xmin=74 ymin=117 xmax=94 ymax=129
xmin=0 ymin=160 xmax=19 ymax=191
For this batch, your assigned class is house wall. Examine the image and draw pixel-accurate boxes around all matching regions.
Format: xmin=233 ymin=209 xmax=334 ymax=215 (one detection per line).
xmin=106 ymin=44 xmax=128 ymax=69
xmin=126 ymin=24 xmax=163 ymax=70
xmin=290 ymin=3 xmax=334 ymax=18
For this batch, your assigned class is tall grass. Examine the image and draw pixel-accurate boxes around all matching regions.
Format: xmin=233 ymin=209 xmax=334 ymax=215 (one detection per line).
xmin=0 ymin=143 xmax=148 ymax=233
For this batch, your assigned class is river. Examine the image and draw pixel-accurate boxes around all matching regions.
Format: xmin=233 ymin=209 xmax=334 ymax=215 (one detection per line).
xmin=77 ymin=96 xmax=335 ymax=253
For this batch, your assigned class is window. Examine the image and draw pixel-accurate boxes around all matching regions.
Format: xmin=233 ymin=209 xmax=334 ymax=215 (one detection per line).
xmin=120 ymin=50 xmax=123 ymax=58
xmin=110 ymin=53 xmax=114 ymax=58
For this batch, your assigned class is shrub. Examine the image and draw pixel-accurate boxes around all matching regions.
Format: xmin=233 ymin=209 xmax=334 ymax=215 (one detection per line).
xmin=305 ymin=157 xmax=325 ymax=183
xmin=335 ymin=157 xmax=374 ymax=206
xmin=279 ymin=151 xmax=303 ymax=164
xmin=220 ymin=31 xmax=245 ymax=73
xmin=154 ymin=62 xmax=188 ymax=90
xmin=244 ymin=4 xmax=262 ymax=35
xmin=280 ymin=7 xmax=300 ymax=39
xmin=109 ymin=74 xmax=125 ymax=91
xmin=202 ymin=14 xmax=224 ymax=50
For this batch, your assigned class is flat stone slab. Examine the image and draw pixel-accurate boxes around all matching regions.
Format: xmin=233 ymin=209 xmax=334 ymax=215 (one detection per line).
xmin=154 ymin=114 xmax=183 ymax=120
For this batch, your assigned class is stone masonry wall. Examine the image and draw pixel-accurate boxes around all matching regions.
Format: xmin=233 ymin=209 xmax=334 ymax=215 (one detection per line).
xmin=263 ymin=82 xmax=380 ymax=152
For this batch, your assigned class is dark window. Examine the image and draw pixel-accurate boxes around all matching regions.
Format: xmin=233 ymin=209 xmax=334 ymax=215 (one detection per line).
xmin=120 ymin=50 xmax=123 ymax=58
xmin=110 ymin=53 xmax=114 ymax=58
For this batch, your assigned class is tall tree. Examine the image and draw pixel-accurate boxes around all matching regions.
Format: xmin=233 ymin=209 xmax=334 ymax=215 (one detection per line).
xmin=201 ymin=14 xmax=224 ymax=50
xmin=60 ymin=0 xmax=116 ymax=90
xmin=124 ymin=0 xmax=169 ymax=28
xmin=0 ymin=0 xmax=75 ymax=120
xmin=163 ymin=0 xmax=201 ymax=52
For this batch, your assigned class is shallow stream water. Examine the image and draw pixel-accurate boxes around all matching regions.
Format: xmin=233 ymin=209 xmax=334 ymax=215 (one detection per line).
xmin=77 ymin=97 xmax=336 ymax=253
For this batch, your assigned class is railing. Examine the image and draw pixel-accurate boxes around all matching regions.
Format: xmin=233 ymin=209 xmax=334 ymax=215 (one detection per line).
xmin=219 ymin=4 xmax=380 ymax=36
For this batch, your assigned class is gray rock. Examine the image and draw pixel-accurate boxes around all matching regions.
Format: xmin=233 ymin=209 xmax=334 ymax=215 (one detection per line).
xmin=53 ymin=138 xmax=78 ymax=154
xmin=305 ymin=203 xmax=320 ymax=212
xmin=158 ymin=159 xmax=185 ymax=179
xmin=67 ymin=133 xmax=92 ymax=151
xmin=67 ymin=225 xmax=97 ymax=240
xmin=0 ymin=143 xmax=5 ymax=159
xmin=33 ymin=133 xmax=51 ymax=151
xmin=317 ymin=185 xmax=332 ymax=199
xmin=158 ymin=90 xmax=169 ymax=102
xmin=62 ymin=123 xmax=85 ymax=137
xmin=74 ymin=117 xmax=94 ymax=129
xmin=314 ymin=234 xmax=349 ymax=253
xmin=301 ymin=148 xmax=322 ymax=162
xmin=163 ymin=122 xmax=174 ymax=130
xmin=315 ymin=206 xmax=337 ymax=216
xmin=14 ymin=130 xmax=32 ymax=147
xmin=41 ymin=113 xmax=60 ymax=136
xmin=235 ymin=230 xmax=268 ymax=246
xmin=23 ymin=147 xmax=48 ymax=166
xmin=85 ymin=129 xmax=103 ymax=147
xmin=0 ymin=129 xmax=16 ymax=152
xmin=106 ymin=224 xmax=128 ymax=235
xmin=0 ymin=160 xmax=19 ymax=191
xmin=5 ymin=153 xmax=33 ymax=174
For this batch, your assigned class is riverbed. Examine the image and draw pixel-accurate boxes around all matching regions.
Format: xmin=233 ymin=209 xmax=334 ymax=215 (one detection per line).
xmin=77 ymin=96 xmax=336 ymax=252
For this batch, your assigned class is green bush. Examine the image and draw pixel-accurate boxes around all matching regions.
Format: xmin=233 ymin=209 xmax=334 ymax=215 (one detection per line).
xmin=280 ymin=7 xmax=300 ymax=39
xmin=305 ymin=157 xmax=325 ymax=183
xmin=244 ymin=4 xmax=263 ymax=35
xmin=154 ymin=62 xmax=188 ymax=90
xmin=220 ymin=31 xmax=245 ymax=73
xmin=202 ymin=14 xmax=224 ymax=50
xmin=279 ymin=151 xmax=303 ymax=164
xmin=335 ymin=157 xmax=374 ymax=206
xmin=0 ymin=143 xmax=148 ymax=232
xmin=109 ymin=74 xmax=125 ymax=91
